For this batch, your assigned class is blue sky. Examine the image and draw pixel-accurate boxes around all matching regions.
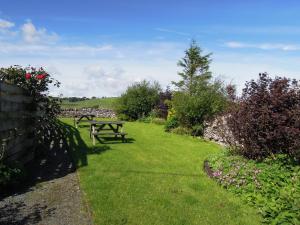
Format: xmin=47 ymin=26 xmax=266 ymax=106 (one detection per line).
xmin=1 ymin=0 xmax=300 ymax=96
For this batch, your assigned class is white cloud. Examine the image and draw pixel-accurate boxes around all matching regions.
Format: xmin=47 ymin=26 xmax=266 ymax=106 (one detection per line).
xmin=225 ymin=41 xmax=247 ymax=48
xmin=212 ymin=52 xmax=300 ymax=94
xmin=21 ymin=21 xmax=59 ymax=44
xmin=0 ymin=42 xmax=114 ymax=57
xmin=198 ymin=26 xmax=300 ymax=35
xmin=0 ymin=19 xmax=14 ymax=29
xmin=225 ymin=41 xmax=300 ymax=51
xmin=1 ymin=18 xmax=300 ymax=97
xmin=84 ymin=65 xmax=124 ymax=79
xmin=155 ymin=28 xmax=190 ymax=36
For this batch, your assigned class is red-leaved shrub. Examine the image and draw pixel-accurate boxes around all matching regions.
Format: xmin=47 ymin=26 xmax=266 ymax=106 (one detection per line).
xmin=227 ymin=73 xmax=300 ymax=161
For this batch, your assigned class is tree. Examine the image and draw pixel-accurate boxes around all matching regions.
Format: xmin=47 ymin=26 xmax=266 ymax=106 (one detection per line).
xmin=168 ymin=41 xmax=227 ymax=135
xmin=172 ymin=40 xmax=212 ymax=95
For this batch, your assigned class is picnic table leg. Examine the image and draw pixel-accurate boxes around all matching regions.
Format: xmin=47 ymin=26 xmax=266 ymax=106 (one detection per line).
xmin=108 ymin=124 xmax=118 ymax=138
xmin=92 ymin=125 xmax=96 ymax=146
xmin=108 ymin=124 xmax=117 ymax=133
xmin=76 ymin=116 xmax=84 ymax=128
xmin=116 ymin=125 xmax=122 ymax=138
xmin=115 ymin=125 xmax=120 ymax=138
xmin=89 ymin=124 xmax=92 ymax=139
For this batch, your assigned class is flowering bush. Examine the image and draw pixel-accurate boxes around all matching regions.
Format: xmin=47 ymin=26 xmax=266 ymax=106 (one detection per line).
xmin=0 ymin=66 xmax=61 ymax=189
xmin=0 ymin=65 xmax=61 ymax=117
xmin=1 ymin=66 xmax=59 ymax=97
xmin=207 ymin=153 xmax=300 ymax=224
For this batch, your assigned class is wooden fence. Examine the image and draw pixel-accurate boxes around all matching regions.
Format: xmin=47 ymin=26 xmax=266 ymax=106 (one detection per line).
xmin=0 ymin=82 xmax=38 ymax=164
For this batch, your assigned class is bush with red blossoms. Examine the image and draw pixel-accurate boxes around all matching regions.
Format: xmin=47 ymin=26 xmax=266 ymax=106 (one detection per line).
xmin=0 ymin=66 xmax=61 ymax=189
xmin=0 ymin=65 xmax=61 ymax=119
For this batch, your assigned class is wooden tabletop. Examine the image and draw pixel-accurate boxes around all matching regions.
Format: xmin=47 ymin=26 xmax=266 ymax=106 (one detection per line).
xmin=89 ymin=120 xmax=124 ymax=125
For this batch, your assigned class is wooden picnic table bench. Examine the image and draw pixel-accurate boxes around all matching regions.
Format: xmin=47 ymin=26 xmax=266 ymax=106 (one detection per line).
xmin=74 ymin=114 xmax=96 ymax=128
xmin=89 ymin=120 xmax=127 ymax=145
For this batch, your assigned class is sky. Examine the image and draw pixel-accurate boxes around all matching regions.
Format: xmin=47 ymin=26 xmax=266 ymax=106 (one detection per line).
xmin=0 ymin=0 xmax=300 ymax=97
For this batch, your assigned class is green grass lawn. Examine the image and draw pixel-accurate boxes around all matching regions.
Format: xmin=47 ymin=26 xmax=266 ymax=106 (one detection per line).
xmin=61 ymin=118 xmax=261 ymax=225
xmin=60 ymin=97 xmax=118 ymax=109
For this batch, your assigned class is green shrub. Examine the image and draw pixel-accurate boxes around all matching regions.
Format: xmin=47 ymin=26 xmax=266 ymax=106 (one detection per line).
xmin=152 ymin=118 xmax=166 ymax=125
xmin=207 ymin=153 xmax=300 ymax=224
xmin=191 ymin=124 xmax=204 ymax=136
xmin=137 ymin=109 xmax=164 ymax=124
xmin=171 ymin=126 xmax=192 ymax=135
xmin=164 ymin=116 xmax=179 ymax=131
xmin=0 ymin=162 xmax=26 ymax=188
xmin=172 ymin=80 xmax=227 ymax=134
xmin=137 ymin=116 xmax=152 ymax=123
xmin=117 ymin=80 xmax=161 ymax=120
xmin=117 ymin=113 xmax=131 ymax=121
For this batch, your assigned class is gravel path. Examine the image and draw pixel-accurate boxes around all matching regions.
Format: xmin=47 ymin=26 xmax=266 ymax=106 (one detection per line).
xmin=0 ymin=125 xmax=93 ymax=225
xmin=0 ymin=173 xmax=92 ymax=225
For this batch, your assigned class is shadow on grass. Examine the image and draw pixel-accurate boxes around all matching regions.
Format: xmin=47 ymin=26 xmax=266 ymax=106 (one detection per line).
xmin=0 ymin=119 xmax=118 ymax=224
xmin=77 ymin=124 xmax=91 ymax=128
xmin=28 ymin=119 xmax=135 ymax=178
xmin=100 ymin=169 xmax=200 ymax=177
xmin=49 ymin=120 xmax=114 ymax=169
xmin=0 ymin=119 xmax=135 ymax=224
xmin=95 ymin=136 xmax=135 ymax=145
xmin=3 ymin=119 xmax=134 ymax=190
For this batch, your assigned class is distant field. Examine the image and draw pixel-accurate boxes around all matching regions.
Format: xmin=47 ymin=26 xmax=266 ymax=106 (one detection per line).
xmin=60 ymin=97 xmax=119 ymax=110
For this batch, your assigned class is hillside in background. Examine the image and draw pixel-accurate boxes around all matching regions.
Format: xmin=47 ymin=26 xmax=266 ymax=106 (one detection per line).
xmin=60 ymin=97 xmax=119 ymax=110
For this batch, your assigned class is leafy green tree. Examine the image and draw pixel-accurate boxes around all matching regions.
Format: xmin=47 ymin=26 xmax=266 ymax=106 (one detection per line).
xmin=169 ymin=41 xmax=228 ymax=135
xmin=117 ymin=80 xmax=161 ymax=120
xmin=172 ymin=40 xmax=212 ymax=95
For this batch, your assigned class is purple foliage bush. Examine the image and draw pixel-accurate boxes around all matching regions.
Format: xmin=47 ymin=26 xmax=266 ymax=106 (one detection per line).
xmin=227 ymin=73 xmax=300 ymax=161
xmin=155 ymin=87 xmax=172 ymax=119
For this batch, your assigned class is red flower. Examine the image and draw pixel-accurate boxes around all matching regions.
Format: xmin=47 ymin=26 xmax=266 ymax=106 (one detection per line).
xmin=36 ymin=74 xmax=46 ymax=80
xmin=25 ymin=73 xmax=31 ymax=79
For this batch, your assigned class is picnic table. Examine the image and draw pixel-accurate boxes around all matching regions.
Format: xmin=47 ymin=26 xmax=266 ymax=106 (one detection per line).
xmin=89 ymin=120 xmax=127 ymax=145
xmin=74 ymin=114 xmax=96 ymax=128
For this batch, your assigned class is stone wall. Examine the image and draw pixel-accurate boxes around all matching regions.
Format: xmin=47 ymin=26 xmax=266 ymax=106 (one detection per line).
xmin=203 ymin=115 xmax=236 ymax=146
xmin=60 ymin=108 xmax=116 ymax=118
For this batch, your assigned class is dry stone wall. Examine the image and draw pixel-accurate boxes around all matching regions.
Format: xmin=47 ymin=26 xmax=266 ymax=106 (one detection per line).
xmin=203 ymin=115 xmax=236 ymax=146
xmin=60 ymin=108 xmax=116 ymax=118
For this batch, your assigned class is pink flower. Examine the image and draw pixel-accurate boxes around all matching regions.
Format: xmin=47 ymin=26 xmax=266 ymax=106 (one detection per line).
xmin=212 ymin=171 xmax=222 ymax=177
xmin=25 ymin=73 xmax=31 ymax=79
